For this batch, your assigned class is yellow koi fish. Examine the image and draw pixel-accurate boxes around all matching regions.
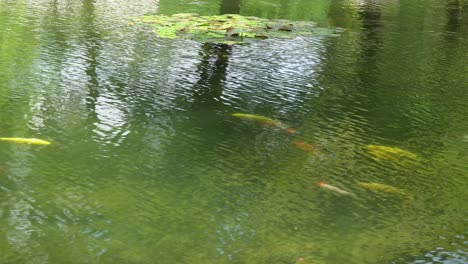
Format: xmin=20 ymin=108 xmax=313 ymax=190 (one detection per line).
xmin=316 ymin=181 xmax=353 ymax=195
xmin=232 ymin=113 xmax=274 ymax=122
xmin=358 ymin=182 xmax=411 ymax=198
xmin=365 ymin=144 xmax=417 ymax=162
xmin=232 ymin=113 xmax=296 ymax=134
xmin=0 ymin=137 xmax=51 ymax=145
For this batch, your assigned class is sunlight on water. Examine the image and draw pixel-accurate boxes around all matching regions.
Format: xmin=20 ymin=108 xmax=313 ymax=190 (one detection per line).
xmin=0 ymin=0 xmax=467 ymax=263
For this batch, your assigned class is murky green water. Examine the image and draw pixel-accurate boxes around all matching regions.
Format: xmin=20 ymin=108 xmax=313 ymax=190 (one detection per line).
xmin=1 ymin=0 xmax=467 ymax=263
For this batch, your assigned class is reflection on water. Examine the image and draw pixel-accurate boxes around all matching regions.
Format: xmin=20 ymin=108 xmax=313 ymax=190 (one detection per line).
xmin=0 ymin=0 xmax=467 ymax=263
xmin=192 ymin=44 xmax=231 ymax=105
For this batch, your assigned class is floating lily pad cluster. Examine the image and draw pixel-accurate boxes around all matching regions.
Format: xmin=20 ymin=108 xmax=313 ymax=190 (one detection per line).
xmin=134 ymin=13 xmax=342 ymax=44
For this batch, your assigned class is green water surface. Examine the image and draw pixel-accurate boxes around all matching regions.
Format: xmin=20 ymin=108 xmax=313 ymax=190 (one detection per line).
xmin=0 ymin=0 xmax=467 ymax=263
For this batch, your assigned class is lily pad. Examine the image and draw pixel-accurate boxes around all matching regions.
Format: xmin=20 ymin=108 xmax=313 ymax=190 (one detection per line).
xmin=133 ymin=13 xmax=343 ymax=44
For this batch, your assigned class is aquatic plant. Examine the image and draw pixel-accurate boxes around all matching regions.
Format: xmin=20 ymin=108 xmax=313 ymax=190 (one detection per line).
xmin=133 ymin=13 xmax=343 ymax=44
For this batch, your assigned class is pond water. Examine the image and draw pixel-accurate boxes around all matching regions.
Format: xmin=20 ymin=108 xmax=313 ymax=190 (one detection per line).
xmin=0 ymin=0 xmax=467 ymax=263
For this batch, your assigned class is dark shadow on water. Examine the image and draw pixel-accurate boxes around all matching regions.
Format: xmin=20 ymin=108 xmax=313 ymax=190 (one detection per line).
xmin=192 ymin=43 xmax=231 ymax=108
xmin=357 ymin=0 xmax=382 ymax=64
xmin=441 ymin=0 xmax=467 ymax=59
xmin=445 ymin=0 xmax=467 ymax=33
xmin=189 ymin=0 xmax=241 ymax=109
xmin=81 ymin=0 xmax=101 ymax=123
xmin=220 ymin=0 xmax=241 ymax=14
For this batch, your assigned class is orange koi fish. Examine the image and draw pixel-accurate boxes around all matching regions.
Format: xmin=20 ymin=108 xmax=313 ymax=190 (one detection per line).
xmin=316 ymin=181 xmax=353 ymax=195
xmin=294 ymin=141 xmax=315 ymax=151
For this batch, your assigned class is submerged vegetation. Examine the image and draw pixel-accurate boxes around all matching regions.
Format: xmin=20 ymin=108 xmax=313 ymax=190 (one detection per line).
xmin=133 ymin=13 xmax=343 ymax=44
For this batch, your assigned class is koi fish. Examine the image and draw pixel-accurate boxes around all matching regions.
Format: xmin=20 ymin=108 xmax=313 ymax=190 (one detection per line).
xmin=0 ymin=137 xmax=51 ymax=145
xmin=231 ymin=113 xmax=296 ymax=134
xmin=286 ymin=128 xmax=297 ymax=134
xmin=316 ymin=181 xmax=353 ymax=195
xmin=0 ymin=164 xmax=8 ymax=174
xmin=358 ymin=182 xmax=410 ymax=198
xmin=365 ymin=144 xmax=417 ymax=162
xmin=294 ymin=141 xmax=315 ymax=151
xmin=232 ymin=113 xmax=274 ymax=122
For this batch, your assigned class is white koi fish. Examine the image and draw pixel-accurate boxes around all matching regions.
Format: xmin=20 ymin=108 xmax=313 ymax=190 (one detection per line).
xmin=316 ymin=181 xmax=353 ymax=195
